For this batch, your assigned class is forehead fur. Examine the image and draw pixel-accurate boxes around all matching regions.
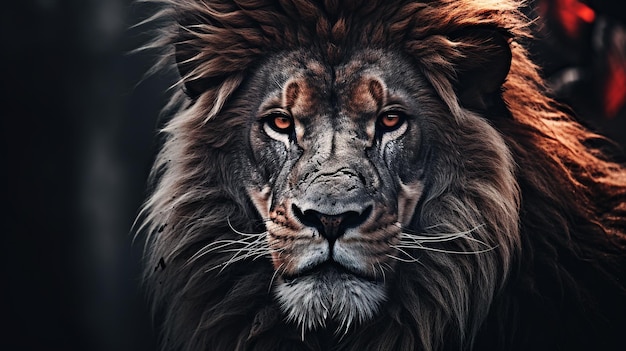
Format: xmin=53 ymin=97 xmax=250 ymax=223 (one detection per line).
xmin=156 ymin=0 xmax=525 ymax=92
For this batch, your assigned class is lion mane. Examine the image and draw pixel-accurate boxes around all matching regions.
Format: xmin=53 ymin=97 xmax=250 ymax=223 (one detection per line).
xmin=136 ymin=0 xmax=626 ymax=350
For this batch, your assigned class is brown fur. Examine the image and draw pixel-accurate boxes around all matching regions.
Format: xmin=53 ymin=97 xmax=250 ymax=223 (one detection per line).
xmin=136 ymin=1 xmax=626 ymax=350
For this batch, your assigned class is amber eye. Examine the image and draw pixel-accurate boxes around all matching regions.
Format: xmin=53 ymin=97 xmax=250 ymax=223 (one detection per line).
xmin=265 ymin=112 xmax=294 ymax=133
xmin=273 ymin=115 xmax=292 ymax=130
xmin=377 ymin=111 xmax=405 ymax=131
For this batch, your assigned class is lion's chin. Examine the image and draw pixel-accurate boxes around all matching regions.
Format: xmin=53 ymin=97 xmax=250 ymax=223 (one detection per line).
xmin=274 ymin=264 xmax=387 ymax=333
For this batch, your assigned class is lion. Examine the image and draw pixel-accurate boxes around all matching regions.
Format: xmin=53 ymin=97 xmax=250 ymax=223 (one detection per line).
xmin=136 ymin=0 xmax=626 ymax=350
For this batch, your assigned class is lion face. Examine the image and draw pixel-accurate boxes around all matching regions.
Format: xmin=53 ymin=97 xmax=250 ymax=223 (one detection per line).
xmin=239 ymin=49 xmax=495 ymax=331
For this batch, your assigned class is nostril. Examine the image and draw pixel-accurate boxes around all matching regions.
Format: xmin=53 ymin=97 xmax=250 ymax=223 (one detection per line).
xmin=291 ymin=204 xmax=323 ymax=229
xmin=291 ymin=204 xmax=372 ymax=241
xmin=342 ymin=205 xmax=372 ymax=229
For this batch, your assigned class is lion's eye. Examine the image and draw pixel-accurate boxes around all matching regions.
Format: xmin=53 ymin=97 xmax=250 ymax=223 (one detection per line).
xmin=377 ymin=111 xmax=406 ymax=132
xmin=265 ymin=113 xmax=294 ymax=133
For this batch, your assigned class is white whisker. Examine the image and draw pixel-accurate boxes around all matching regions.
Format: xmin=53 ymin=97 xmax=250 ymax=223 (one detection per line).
xmin=393 ymin=243 xmax=498 ymax=255
xmin=400 ymin=224 xmax=485 ymax=242
xmin=388 ymin=245 xmax=421 ymax=262
xmin=268 ymin=263 xmax=284 ymax=293
xmin=186 ymin=218 xmax=272 ymax=273
xmin=219 ymin=241 xmax=266 ymax=273
xmin=386 ymin=223 xmax=498 ymax=257
xmin=227 ymin=216 xmax=267 ymax=237
xmin=186 ymin=240 xmax=247 ymax=265
xmin=377 ymin=262 xmax=386 ymax=283
xmin=386 ymin=254 xmax=421 ymax=263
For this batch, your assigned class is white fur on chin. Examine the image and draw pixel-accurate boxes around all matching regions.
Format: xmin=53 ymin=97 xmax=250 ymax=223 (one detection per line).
xmin=275 ymin=269 xmax=387 ymax=335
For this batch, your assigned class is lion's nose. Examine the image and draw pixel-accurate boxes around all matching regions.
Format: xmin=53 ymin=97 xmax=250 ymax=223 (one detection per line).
xmin=292 ymin=204 xmax=372 ymax=242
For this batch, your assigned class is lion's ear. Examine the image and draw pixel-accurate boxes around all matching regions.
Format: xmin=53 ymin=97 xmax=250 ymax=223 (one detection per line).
xmin=452 ymin=28 xmax=512 ymax=111
xmin=175 ymin=41 xmax=221 ymax=99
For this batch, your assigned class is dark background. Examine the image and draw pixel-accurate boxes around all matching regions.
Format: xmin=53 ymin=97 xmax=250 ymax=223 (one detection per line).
xmin=2 ymin=1 xmax=166 ymax=350
xmin=2 ymin=1 xmax=624 ymax=351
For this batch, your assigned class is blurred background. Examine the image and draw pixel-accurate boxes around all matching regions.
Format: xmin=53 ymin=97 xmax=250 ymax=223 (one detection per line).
xmin=2 ymin=1 xmax=624 ymax=350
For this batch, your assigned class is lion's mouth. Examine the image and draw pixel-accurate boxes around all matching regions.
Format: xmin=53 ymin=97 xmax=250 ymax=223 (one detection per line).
xmin=282 ymin=260 xmax=381 ymax=284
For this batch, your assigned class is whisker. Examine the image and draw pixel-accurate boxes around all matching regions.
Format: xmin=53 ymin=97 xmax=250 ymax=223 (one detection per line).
xmin=400 ymin=224 xmax=486 ymax=242
xmin=377 ymin=262 xmax=386 ymax=283
xmin=390 ymin=245 xmax=421 ymax=262
xmin=393 ymin=243 xmax=498 ymax=255
xmin=395 ymin=224 xmax=496 ymax=253
xmin=401 ymin=231 xmax=467 ymax=242
xmin=219 ymin=240 xmax=266 ymax=273
xmin=186 ymin=240 xmax=247 ymax=265
xmin=216 ymin=250 xmax=264 ymax=274
xmin=187 ymin=236 xmax=261 ymax=259
xmin=189 ymin=219 xmax=272 ymax=273
xmin=268 ymin=263 xmax=284 ymax=293
xmin=392 ymin=221 xmax=450 ymax=234
xmin=246 ymin=249 xmax=273 ymax=262
xmin=386 ymin=254 xmax=421 ymax=263
xmin=227 ymin=217 xmax=267 ymax=237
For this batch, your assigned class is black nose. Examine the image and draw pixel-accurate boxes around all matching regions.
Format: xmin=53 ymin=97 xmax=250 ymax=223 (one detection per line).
xmin=292 ymin=204 xmax=372 ymax=242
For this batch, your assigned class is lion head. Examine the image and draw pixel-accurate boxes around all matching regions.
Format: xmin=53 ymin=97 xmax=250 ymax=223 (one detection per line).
xmin=137 ymin=1 xmax=626 ymax=350
xmin=238 ymin=47 xmax=521 ymax=334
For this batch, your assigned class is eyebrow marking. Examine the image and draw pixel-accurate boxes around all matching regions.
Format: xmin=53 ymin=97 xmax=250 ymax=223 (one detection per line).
xmin=368 ymin=79 xmax=384 ymax=106
xmin=348 ymin=77 xmax=386 ymax=115
xmin=284 ymin=81 xmax=300 ymax=110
